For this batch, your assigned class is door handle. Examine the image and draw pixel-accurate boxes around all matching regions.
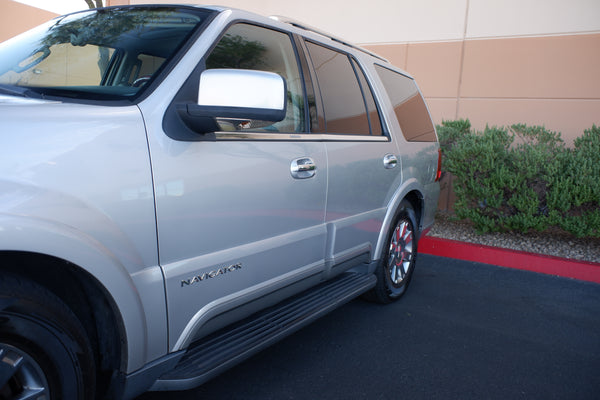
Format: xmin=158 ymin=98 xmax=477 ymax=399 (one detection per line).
xmin=291 ymin=157 xmax=316 ymax=179
xmin=383 ymin=154 xmax=398 ymax=169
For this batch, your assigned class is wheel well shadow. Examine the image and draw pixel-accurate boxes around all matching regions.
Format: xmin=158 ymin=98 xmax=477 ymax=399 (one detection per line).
xmin=0 ymin=251 xmax=125 ymax=398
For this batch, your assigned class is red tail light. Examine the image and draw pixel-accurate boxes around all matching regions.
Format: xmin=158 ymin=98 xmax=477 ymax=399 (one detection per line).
xmin=435 ymin=148 xmax=442 ymax=182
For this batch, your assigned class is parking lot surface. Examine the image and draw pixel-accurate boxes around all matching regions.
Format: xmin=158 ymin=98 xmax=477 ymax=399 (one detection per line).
xmin=138 ymin=254 xmax=600 ymax=399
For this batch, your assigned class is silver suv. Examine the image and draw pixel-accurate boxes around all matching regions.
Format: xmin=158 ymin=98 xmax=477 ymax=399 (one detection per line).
xmin=0 ymin=5 xmax=440 ymax=399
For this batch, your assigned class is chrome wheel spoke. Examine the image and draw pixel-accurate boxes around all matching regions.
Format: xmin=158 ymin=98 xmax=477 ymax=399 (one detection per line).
xmin=398 ymin=261 xmax=406 ymax=279
xmin=0 ymin=347 xmax=22 ymax=388
xmin=388 ymin=219 xmax=414 ymax=285
xmin=16 ymin=387 xmax=47 ymax=400
xmin=0 ymin=344 xmax=49 ymax=400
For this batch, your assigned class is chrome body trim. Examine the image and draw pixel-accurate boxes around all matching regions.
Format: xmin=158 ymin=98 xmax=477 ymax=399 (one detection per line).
xmin=214 ymin=132 xmax=390 ymax=142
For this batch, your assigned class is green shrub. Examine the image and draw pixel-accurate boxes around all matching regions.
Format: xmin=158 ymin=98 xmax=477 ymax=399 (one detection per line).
xmin=550 ymin=125 xmax=600 ymax=237
xmin=438 ymin=120 xmax=600 ymax=238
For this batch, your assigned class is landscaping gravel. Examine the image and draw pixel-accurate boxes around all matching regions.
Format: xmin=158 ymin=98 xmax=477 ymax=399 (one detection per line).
xmin=427 ymin=212 xmax=600 ymax=264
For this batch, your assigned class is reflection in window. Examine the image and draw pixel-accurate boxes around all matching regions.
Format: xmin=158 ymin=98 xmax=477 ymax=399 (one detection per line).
xmin=206 ymin=24 xmax=305 ymax=133
xmin=375 ymin=65 xmax=436 ymax=142
xmin=3 ymin=45 xmax=166 ymax=89
xmin=0 ymin=7 xmax=212 ymax=100
xmin=1 ymin=44 xmax=113 ymax=87
xmin=352 ymin=58 xmax=383 ymax=136
xmin=206 ymin=34 xmax=266 ymax=70
xmin=306 ymin=42 xmax=372 ymax=135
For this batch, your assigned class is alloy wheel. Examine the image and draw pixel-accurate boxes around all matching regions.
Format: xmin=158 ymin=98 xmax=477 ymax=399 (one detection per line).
xmin=0 ymin=343 xmax=50 ymax=400
xmin=387 ymin=219 xmax=414 ymax=286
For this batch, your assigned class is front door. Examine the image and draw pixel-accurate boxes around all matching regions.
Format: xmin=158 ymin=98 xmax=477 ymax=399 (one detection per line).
xmin=144 ymin=23 xmax=328 ymax=351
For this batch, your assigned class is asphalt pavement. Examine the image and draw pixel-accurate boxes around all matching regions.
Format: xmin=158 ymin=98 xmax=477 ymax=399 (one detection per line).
xmin=137 ymin=254 xmax=600 ymax=400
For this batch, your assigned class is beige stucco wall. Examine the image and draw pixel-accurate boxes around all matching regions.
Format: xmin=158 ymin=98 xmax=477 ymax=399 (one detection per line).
xmin=366 ymin=33 xmax=600 ymax=145
xmin=0 ymin=0 xmax=58 ymax=42
xmin=124 ymin=0 xmax=600 ymax=141
xmin=4 ymin=0 xmax=599 ymax=143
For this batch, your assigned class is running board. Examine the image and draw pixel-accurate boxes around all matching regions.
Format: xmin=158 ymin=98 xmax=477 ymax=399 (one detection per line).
xmin=151 ymin=272 xmax=376 ymax=391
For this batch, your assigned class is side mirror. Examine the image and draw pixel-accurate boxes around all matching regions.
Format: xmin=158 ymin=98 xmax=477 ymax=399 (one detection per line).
xmin=178 ymin=69 xmax=287 ymax=133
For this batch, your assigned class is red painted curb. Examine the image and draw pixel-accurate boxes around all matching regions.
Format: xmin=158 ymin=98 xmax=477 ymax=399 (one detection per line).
xmin=420 ymin=236 xmax=600 ymax=284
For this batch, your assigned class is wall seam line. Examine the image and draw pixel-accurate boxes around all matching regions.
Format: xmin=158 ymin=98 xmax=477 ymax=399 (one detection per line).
xmin=455 ymin=0 xmax=470 ymax=119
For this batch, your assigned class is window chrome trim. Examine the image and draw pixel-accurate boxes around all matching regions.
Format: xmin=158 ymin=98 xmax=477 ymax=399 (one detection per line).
xmin=214 ymin=132 xmax=390 ymax=142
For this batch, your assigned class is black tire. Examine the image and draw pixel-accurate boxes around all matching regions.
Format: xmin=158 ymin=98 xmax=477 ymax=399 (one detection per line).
xmin=0 ymin=274 xmax=95 ymax=399
xmin=365 ymin=200 xmax=419 ymax=304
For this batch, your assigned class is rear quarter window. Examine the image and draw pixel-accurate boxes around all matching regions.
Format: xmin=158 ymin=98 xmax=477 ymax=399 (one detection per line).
xmin=375 ymin=65 xmax=436 ymax=142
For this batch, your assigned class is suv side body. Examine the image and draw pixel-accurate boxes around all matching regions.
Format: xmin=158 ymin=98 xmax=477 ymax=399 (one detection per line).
xmin=0 ymin=5 xmax=440 ymax=399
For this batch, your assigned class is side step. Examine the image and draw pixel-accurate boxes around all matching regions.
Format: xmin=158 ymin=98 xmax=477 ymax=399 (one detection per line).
xmin=151 ymin=272 xmax=376 ymax=391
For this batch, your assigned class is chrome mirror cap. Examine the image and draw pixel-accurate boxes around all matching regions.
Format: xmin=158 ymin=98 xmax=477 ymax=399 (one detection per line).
xmin=198 ymin=69 xmax=286 ymax=111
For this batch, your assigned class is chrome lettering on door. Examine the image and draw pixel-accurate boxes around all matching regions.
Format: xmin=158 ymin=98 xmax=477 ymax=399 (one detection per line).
xmin=180 ymin=263 xmax=243 ymax=287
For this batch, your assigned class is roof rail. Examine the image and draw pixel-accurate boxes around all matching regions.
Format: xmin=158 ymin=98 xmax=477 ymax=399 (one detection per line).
xmin=269 ymin=15 xmax=389 ymax=63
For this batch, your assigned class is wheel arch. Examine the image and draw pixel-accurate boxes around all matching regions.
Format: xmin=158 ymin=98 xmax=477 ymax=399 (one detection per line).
xmin=403 ymin=190 xmax=424 ymax=230
xmin=374 ymin=179 xmax=425 ymax=262
xmin=0 ymin=214 xmax=155 ymax=394
xmin=0 ymin=250 xmax=127 ymax=398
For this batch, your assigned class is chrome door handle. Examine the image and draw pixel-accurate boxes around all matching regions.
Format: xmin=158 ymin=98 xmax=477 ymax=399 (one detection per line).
xmin=291 ymin=157 xmax=316 ymax=179
xmin=383 ymin=154 xmax=398 ymax=169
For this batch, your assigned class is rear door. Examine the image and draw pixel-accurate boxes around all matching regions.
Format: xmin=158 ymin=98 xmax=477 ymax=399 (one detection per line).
xmin=303 ymin=41 xmax=402 ymax=274
xmin=144 ymin=23 xmax=328 ymax=350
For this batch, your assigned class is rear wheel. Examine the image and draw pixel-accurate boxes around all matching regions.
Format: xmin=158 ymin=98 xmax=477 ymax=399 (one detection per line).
xmin=0 ymin=274 xmax=95 ymax=399
xmin=366 ymin=200 xmax=419 ymax=303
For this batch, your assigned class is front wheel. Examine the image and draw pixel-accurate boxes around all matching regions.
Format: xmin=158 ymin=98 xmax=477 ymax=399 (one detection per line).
xmin=365 ymin=200 xmax=419 ymax=304
xmin=0 ymin=274 xmax=95 ymax=399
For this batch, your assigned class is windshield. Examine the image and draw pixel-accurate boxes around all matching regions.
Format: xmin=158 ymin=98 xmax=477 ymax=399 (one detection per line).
xmin=0 ymin=6 xmax=213 ymax=102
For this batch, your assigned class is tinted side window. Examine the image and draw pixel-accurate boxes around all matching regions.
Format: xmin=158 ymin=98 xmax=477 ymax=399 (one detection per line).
xmin=374 ymin=65 xmax=436 ymax=142
xmin=351 ymin=58 xmax=383 ymax=136
xmin=296 ymin=39 xmax=323 ymax=132
xmin=206 ymin=24 xmax=305 ymax=133
xmin=305 ymin=42 xmax=372 ymax=135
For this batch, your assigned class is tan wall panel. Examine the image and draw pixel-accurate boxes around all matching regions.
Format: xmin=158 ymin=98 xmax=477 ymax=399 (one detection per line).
xmin=362 ymin=43 xmax=408 ymax=70
xmin=406 ymin=41 xmax=462 ymax=98
xmin=458 ymin=98 xmax=600 ymax=146
xmin=106 ymin=0 xmax=130 ymax=5
xmin=461 ymin=34 xmax=600 ymax=99
xmin=0 ymin=0 xmax=57 ymax=42
xmin=424 ymin=99 xmax=459 ymax=125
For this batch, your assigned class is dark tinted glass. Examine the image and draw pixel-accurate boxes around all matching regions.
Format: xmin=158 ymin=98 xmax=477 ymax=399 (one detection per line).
xmin=305 ymin=42 xmax=371 ymax=135
xmin=351 ymin=58 xmax=383 ymax=135
xmin=206 ymin=24 xmax=305 ymax=133
xmin=375 ymin=65 xmax=436 ymax=142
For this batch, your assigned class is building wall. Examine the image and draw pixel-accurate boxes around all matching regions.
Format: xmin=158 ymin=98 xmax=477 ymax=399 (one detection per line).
xmin=0 ymin=0 xmax=58 ymax=42
xmin=4 ymin=0 xmax=598 ymax=141
xmin=124 ymin=0 xmax=600 ymax=145
xmin=0 ymin=0 xmax=130 ymax=42
xmin=363 ymin=1 xmax=600 ymax=148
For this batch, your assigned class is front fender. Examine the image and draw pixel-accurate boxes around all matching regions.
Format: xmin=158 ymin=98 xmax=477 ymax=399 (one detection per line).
xmin=0 ymin=213 xmax=161 ymax=372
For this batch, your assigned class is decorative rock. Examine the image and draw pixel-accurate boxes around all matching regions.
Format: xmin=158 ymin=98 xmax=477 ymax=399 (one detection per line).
xmin=428 ymin=213 xmax=600 ymax=264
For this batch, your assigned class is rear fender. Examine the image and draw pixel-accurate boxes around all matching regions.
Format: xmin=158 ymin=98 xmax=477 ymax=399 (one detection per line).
xmin=373 ymin=178 xmax=423 ymax=263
